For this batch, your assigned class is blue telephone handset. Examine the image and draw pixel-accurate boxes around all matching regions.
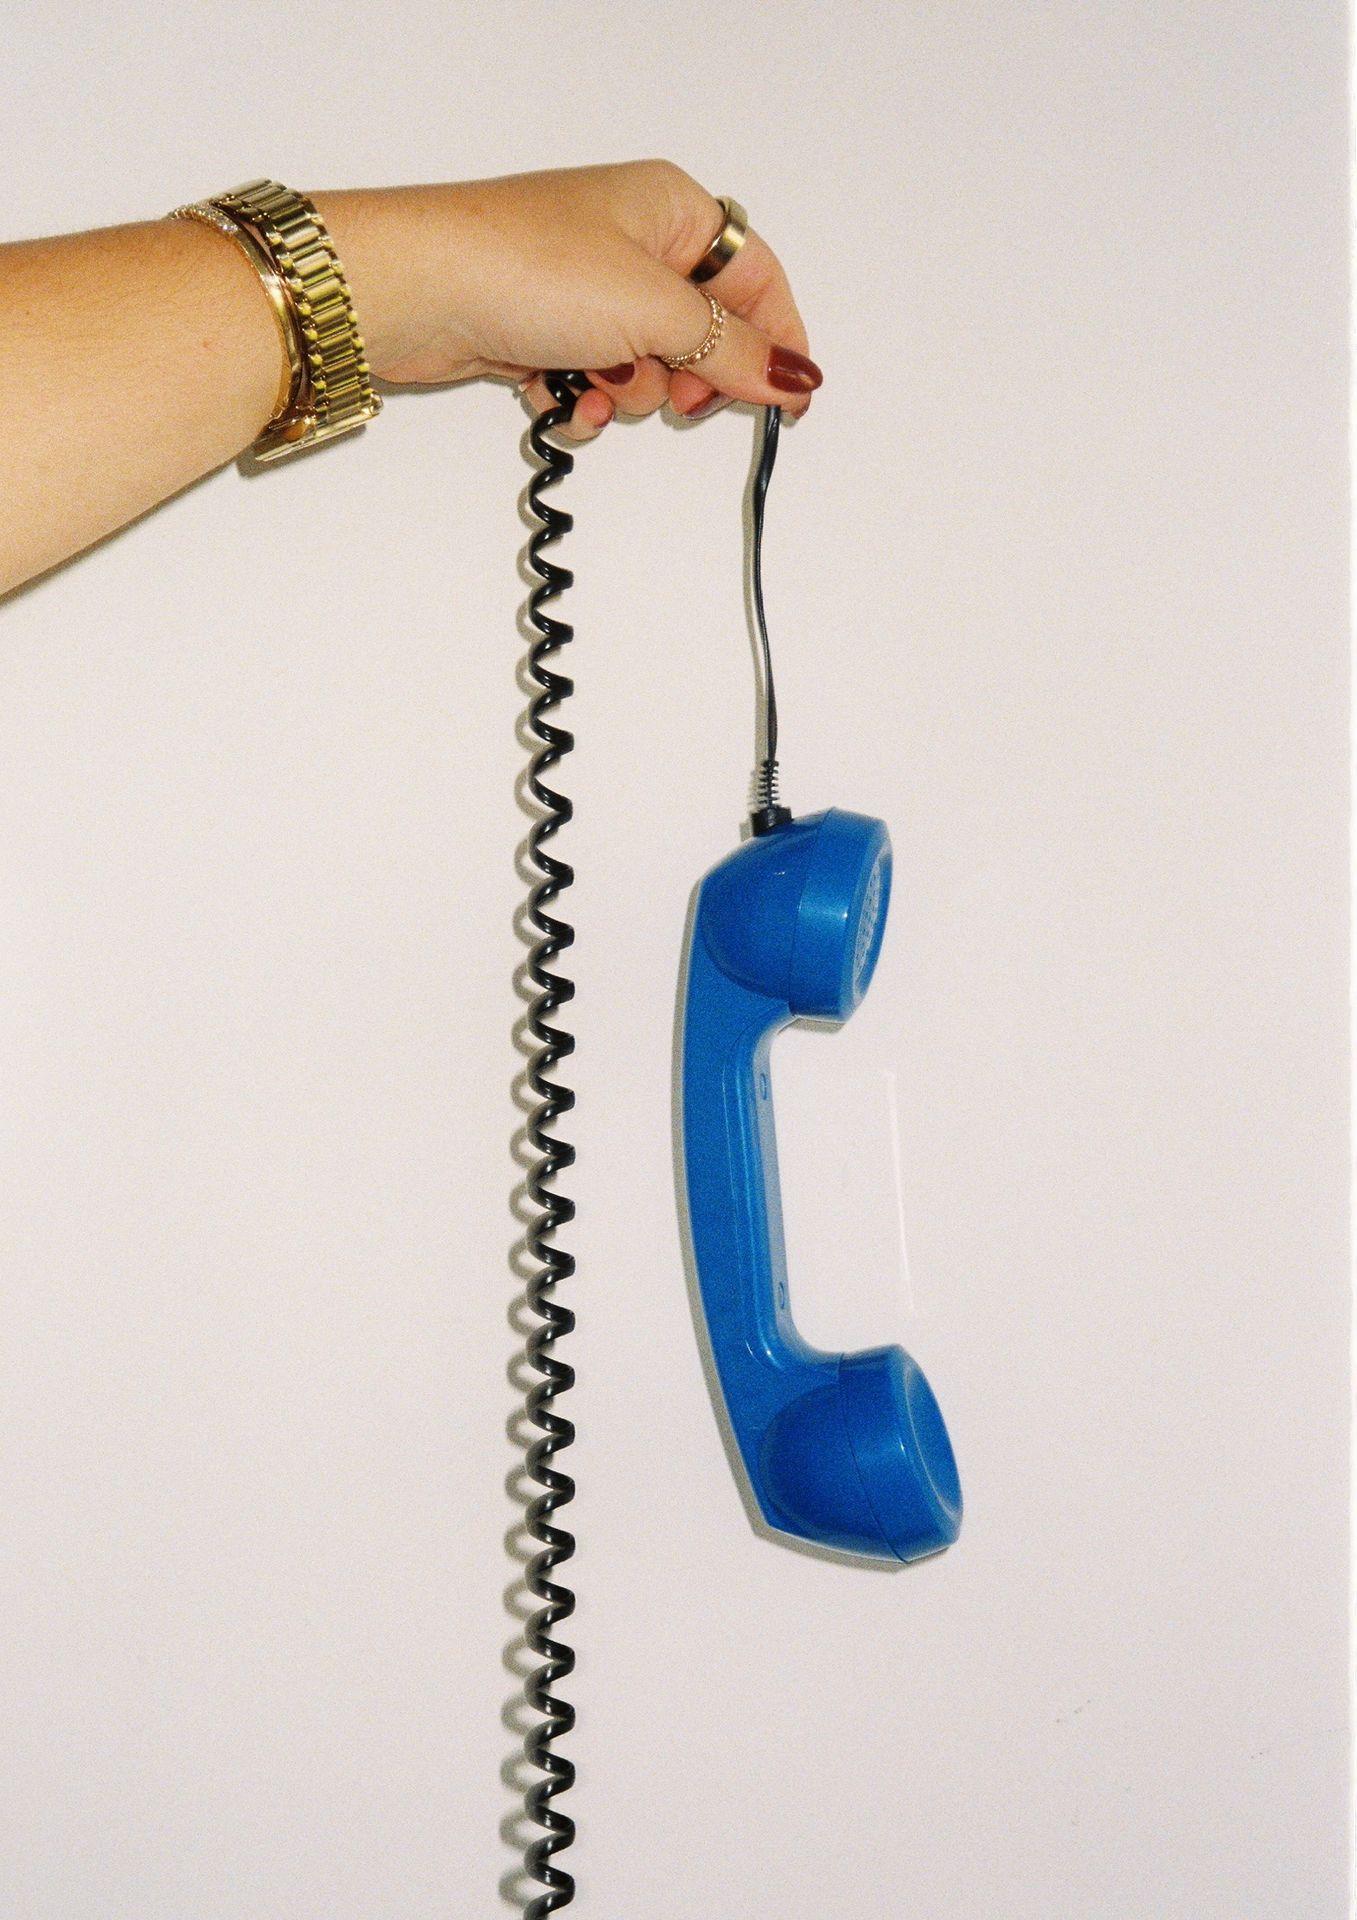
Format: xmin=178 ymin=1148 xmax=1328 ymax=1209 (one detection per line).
xmin=679 ymin=807 xmax=962 ymax=1563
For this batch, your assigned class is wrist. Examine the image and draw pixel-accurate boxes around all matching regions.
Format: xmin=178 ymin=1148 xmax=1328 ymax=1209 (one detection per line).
xmin=311 ymin=187 xmax=438 ymax=384
xmin=311 ymin=185 xmax=482 ymax=386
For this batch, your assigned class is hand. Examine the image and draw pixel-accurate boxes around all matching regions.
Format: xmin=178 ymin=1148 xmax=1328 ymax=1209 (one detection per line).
xmin=314 ymin=161 xmax=822 ymax=444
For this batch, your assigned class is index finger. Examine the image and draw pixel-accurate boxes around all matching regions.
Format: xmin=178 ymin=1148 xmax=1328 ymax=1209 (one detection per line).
xmin=668 ymin=226 xmax=813 ymax=415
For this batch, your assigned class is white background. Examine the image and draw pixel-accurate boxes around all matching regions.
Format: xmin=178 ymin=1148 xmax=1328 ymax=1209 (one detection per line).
xmin=0 ymin=4 xmax=1349 ymax=1915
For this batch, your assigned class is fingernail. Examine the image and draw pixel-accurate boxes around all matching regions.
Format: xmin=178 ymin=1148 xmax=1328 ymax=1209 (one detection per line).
xmin=767 ymin=346 xmax=823 ymax=394
xmin=577 ymin=389 xmax=613 ymax=430
xmin=598 ymin=362 xmax=635 ymax=384
xmin=683 ymin=391 xmax=727 ymax=420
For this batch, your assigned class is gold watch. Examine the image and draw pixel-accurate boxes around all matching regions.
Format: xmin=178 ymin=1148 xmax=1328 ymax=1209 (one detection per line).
xmin=174 ymin=179 xmax=381 ymax=463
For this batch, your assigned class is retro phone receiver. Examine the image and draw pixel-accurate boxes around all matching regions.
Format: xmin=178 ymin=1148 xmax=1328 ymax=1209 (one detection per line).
xmin=679 ymin=807 xmax=961 ymax=1563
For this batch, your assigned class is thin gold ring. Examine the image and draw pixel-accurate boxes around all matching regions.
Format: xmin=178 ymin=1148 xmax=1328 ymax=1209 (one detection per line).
xmin=662 ymin=291 xmax=727 ymax=371
xmin=689 ymin=196 xmax=747 ymax=284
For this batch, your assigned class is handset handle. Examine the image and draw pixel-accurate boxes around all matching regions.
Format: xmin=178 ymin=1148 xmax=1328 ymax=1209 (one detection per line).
xmin=679 ymin=810 xmax=961 ymax=1562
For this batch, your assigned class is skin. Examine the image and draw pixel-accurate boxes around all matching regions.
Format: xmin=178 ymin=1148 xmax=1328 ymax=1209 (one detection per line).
xmin=0 ymin=160 xmax=821 ymax=599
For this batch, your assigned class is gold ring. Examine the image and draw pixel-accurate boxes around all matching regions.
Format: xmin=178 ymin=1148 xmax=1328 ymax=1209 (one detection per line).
xmin=662 ymin=292 xmax=727 ymax=371
xmin=689 ymin=196 xmax=747 ymax=284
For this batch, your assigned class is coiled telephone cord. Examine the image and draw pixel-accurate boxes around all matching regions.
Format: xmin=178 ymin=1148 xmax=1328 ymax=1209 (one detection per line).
xmin=514 ymin=384 xmax=785 ymax=1913
xmin=518 ymin=368 xmax=590 ymax=1917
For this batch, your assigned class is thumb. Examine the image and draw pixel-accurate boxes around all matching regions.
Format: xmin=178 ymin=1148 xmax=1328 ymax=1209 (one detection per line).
xmin=641 ymin=263 xmax=823 ymax=413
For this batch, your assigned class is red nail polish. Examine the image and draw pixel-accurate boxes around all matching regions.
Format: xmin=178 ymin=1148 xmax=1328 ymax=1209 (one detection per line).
xmin=684 ymin=392 xmax=727 ymax=420
xmin=598 ymin=362 xmax=635 ymax=384
xmin=767 ymin=346 xmax=823 ymax=394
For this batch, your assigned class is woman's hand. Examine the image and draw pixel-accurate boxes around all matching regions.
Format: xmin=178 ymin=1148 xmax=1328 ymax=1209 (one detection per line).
xmin=0 ymin=161 xmax=819 ymax=595
xmin=314 ymin=162 xmax=822 ymax=443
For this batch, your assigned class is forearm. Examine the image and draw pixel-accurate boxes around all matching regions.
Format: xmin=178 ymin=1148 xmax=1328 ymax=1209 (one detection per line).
xmin=0 ymin=214 xmax=281 ymax=596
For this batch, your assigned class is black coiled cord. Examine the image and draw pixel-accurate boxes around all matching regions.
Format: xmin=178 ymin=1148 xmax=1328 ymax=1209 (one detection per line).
xmin=513 ymin=386 xmax=787 ymax=1913
xmin=518 ymin=368 xmax=590 ymax=1916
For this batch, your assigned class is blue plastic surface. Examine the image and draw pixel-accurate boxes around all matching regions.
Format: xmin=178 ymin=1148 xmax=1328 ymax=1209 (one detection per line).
xmin=678 ymin=809 xmax=962 ymax=1563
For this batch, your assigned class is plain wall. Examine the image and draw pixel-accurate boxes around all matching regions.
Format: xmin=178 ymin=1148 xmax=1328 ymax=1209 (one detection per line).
xmin=0 ymin=4 xmax=1348 ymax=1915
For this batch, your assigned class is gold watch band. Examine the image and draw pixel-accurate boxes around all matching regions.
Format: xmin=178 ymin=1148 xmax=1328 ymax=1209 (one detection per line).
xmin=207 ymin=179 xmax=381 ymax=463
